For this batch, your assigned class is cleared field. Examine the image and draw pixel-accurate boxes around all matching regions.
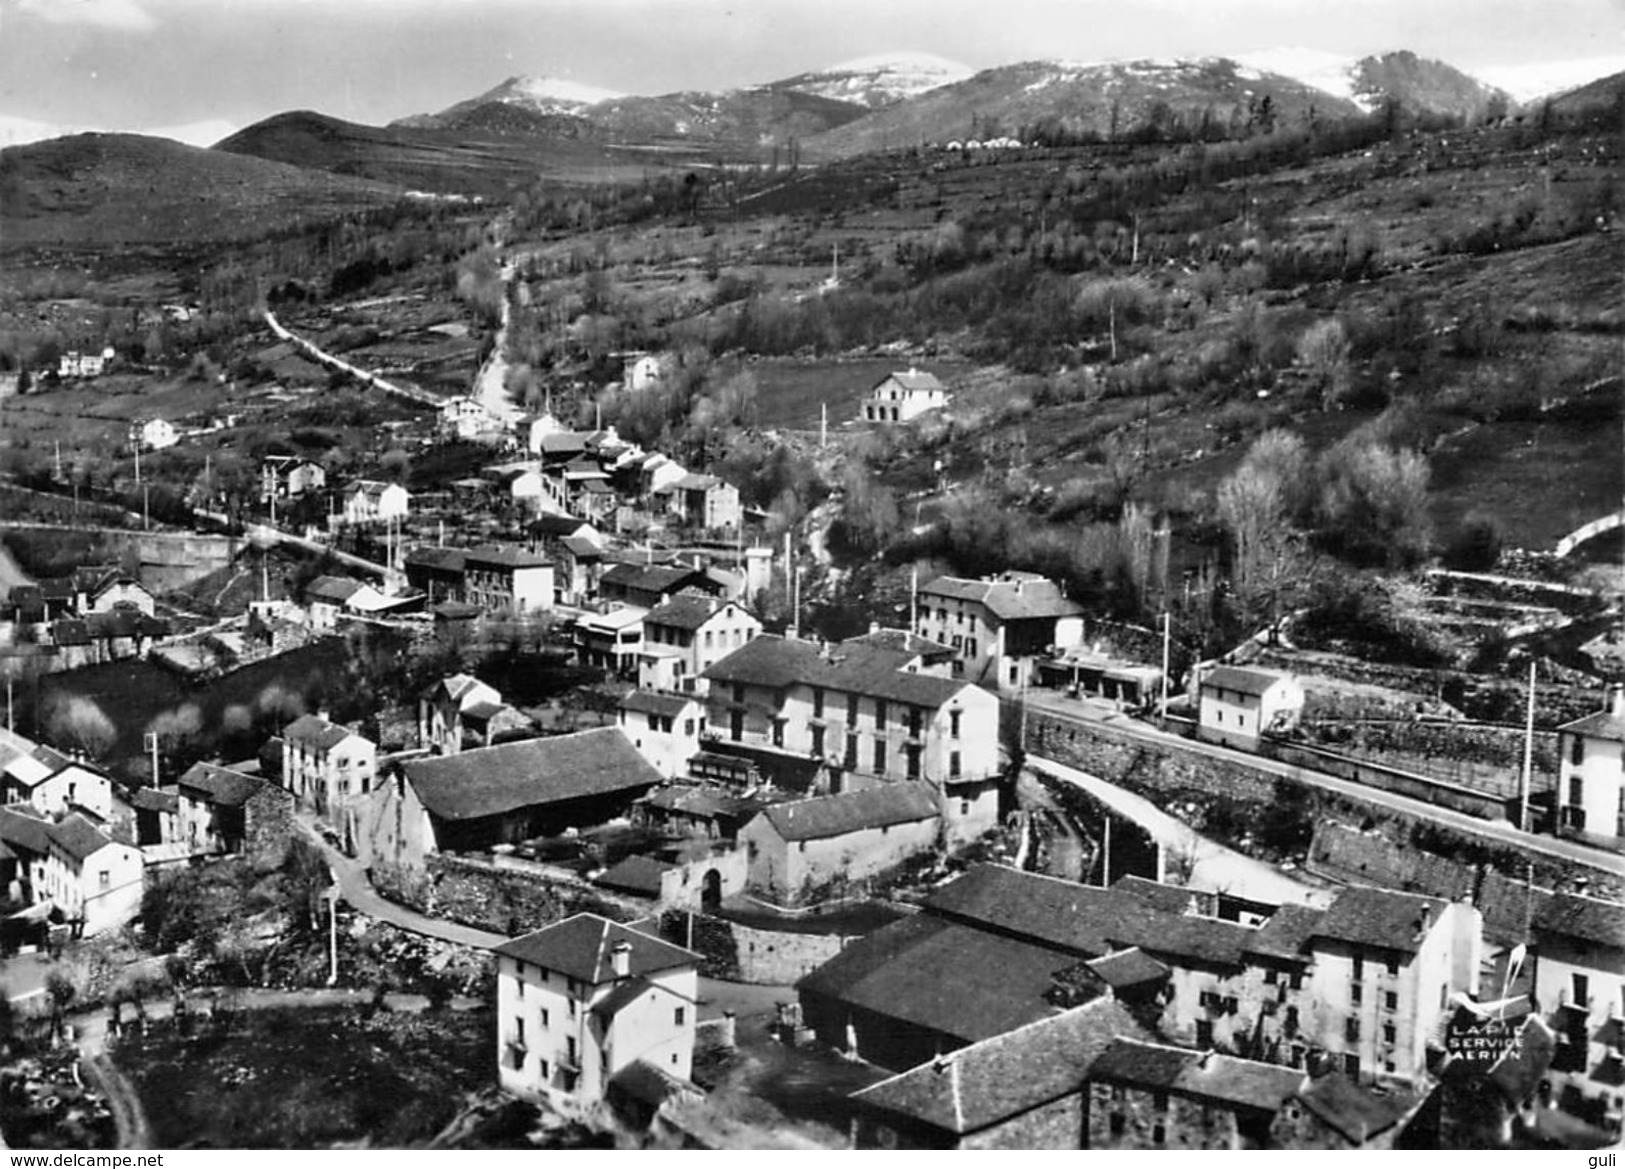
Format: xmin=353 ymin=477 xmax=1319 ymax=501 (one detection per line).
xmin=748 ymin=355 xmax=967 ymax=429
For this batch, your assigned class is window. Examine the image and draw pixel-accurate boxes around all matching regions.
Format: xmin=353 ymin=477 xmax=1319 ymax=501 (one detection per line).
xmin=1343 ymin=1054 xmax=1361 ymax=1078
xmin=875 ymin=700 xmax=887 ymax=728
xmin=661 ymin=716 xmax=673 ymax=733
xmin=1289 ymin=971 xmax=1304 ymax=991
xmin=98 ymin=870 xmax=110 ymax=889
xmin=1384 ymin=991 xmax=1398 ymax=1012
xmin=540 ymin=1008 xmax=549 ymax=1027
xmin=813 ymin=688 xmax=824 ymax=718
xmin=1196 ymin=1019 xmax=1214 ymax=1048
xmin=1346 ymin=1017 xmax=1361 ymax=1042
xmin=733 ymin=683 xmax=745 ymax=704
xmin=1264 ymin=968 xmax=1278 ymax=986
xmin=873 ymin=741 xmax=886 ymax=774
xmin=845 ymin=733 xmax=858 ymax=770
xmin=684 ymin=719 xmax=695 ymax=736
xmin=1572 ymin=736 xmax=1585 ymax=765
xmin=1574 ymin=973 xmax=1590 ymax=1006
xmin=1382 ymin=1022 xmax=1396 ymax=1045
xmin=949 ymin=751 xmax=962 ymax=779
xmin=1352 ymin=984 xmax=1362 ymax=1005
xmin=847 ymin=693 xmax=859 ymax=721
xmin=1569 ymin=775 xmax=1585 ymax=807
xmin=704 ymin=630 xmax=713 ymax=648
xmin=772 ymin=720 xmax=784 ymax=748
xmin=812 ymin=726 xmax=825 ymax=757
xmin=648 ymin=714 xmax=659 ymax=730
xmin=1386 ymin=956 xmax=1399 ymax=978
xmin=798 ymin=841 xmax=807 ymax=853
xmin=538 ymin=1058 xmax=550 ymax=1079
xmin=960 ymin=799 xmax=970 ymax=816
xmin=950 ymin=710 xmax=962 ymax=738
xmin=1153 ymin=1091 xmax=1168 ymax=1113
xmin=675 ymin=1007 xmax=686 ymax=1026
xmin=1352 ymin=953 xmax=1364 ymax=982
xmin=906 ymin=744 xmax=921 ymax=780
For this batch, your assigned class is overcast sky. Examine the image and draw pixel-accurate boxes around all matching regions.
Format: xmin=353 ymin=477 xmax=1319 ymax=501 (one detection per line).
xmin=1 ymin=0 xmax=1621 ymax=143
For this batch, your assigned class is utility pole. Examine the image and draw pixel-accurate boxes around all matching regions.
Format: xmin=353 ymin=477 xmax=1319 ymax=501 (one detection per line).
xmin=133 ymin=440 xmax=141 ymax=485
xmin=820 ymin=402 xmax=827 ymax=449
xmin=1519 ymin=660 xmax=1536 ymax=833
xmin=142 ymin=483 xmax=150 ymax=531
xmin=145 ymin=731 xmax=159 ymax=787
xmin=1160 ymin=612 xmax=1172 ymax=726
xmin=327 ymin=882 xmax=340 ymax=986
xmin=909 ymin=566 xmax=918 ymax=632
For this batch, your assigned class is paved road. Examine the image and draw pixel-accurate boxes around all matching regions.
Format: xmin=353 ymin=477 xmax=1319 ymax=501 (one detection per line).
xmin=1022 ymin=691 xmax=1625 ymax=878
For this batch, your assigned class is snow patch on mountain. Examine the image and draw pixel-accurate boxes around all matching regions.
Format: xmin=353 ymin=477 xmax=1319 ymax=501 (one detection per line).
xmin=1475 ymin=55 xmax=1625 ymax=103
xmin=505 ymin=75 xmax=623 ymax=112
xmin=1236 ymin=48 xmax=1363 ymax=104
xmin=777 ymin=51 xmax=974 ymax=106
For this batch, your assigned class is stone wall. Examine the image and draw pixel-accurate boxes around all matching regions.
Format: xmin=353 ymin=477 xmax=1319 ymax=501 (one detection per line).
xmin=660 ymin=910 xmax=868 ymax=985
xmin=1024 ymin=709 xmax=1625 ymax=904
xmin=244 ymin=785 xmax=294 ymax=867
xmin=371 ymin=853 xmax=641 ymax=935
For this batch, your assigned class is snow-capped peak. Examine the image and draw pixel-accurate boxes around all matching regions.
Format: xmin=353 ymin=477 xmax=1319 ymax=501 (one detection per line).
xmin=1235 ymin=48 xmax=1360 ymax=101
xmin=775 ymin=51 xmax=975 ymax=107
xmin=505 ymin=75 xmax=622 ymax=111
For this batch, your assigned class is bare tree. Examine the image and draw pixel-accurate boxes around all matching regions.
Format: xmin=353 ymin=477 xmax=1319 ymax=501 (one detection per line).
xmin=43 ymin=695 xmax=117 ymax=761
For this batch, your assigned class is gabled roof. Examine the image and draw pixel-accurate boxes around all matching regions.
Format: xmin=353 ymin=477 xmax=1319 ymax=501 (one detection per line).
xmin=463 ymin=545 xmax=551 ymax=571
xmin=1310 ymin=885 xmax=1442 ymax=955
xmin=644 ymin=592 xmax=731 ymax=632
xmin=1534 ymin=892 xmax=1625 ymax=952
xmin=1202 ymin=665 xmax=1288 ymax=696
xmin=703 ymin=635 xmax=976 ymax=709
xmin=532 ymin=514 xmax=591 ymax=538
xmin=129 ymin=786 xmax=179 ymax=813
xmin=1090 ymin=1039 xmax=1305 ymax=1113
xmin=305 ymin=575 xmax=363 ymax=604
xmin=406 ymin=546 xmax=468 ymax=573
xmin=560 ymin=535 xmax=602 ymax=559
xmin=1294 ymin=1072 xmax=1415 ymax=1143
xmin=671 ymin=472 xmax=722 ymax=491
xmin=601 ymin=562 xmax=710 ymax=594
xmin=1085 ymin=947 xmax=1171 ymax=990
xmin=918 ymin=572 xmax=1083 ymax=621
xmin=283 ymin=714 xmax=364 ymax=753
xmin=756 ymin=783 xmax=939 ymax=843
xmin=618 ymin=690 xmax=699 ymax=719
xmin=178 ymin=762 xmax=269 ymax=808
xmin=0 ymin=807 xmax=54 ymax=855
xmin=874 ymin=369 xmax=945 ymax=394
xmin=852 ymin=1000 xmax=1146 ymax=1136
xmin=401 ymin=726 xmax=660 ymax=822
xmin=594 ymin=854 xmax=676 ymax=897
xmin=1112 ymin=874 xmax=1202 ymax=915
xmin=492 ymin=912 xmax=697 ymax=984
xmin=840 ymin=628 xmax=954 ymax=658
xmin=47 ymin=812 xmax=116 ymax=862
xmin=1558 ymin=707 xmax=1625 ymax=743
xmin=1245 ymin=903 xmax=1327 ymax=962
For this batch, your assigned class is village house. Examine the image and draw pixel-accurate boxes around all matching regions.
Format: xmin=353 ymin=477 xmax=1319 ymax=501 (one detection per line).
xmin=1270 ymin=1071 xmax=1421 ymax=1149
xmin=461 ymin=546 xmax=555 ymax=614
xmin=175 ymin=762 xmax=294 ymax=863
xmin=575 ymin=605 xmax=648 ymax=675
xmin=341 ymin=479 xmax=410 ymax=526
xmin=439 ymin=395 xmax=495 ymax=440
xmin=1198 ymin=665 xmax=1306 ymax=748
xmin=304 ymin=575 xmax=364 ymax=631
xmin=1529 ymin=892 xmax=1625 ymax=1138
xmin=419 ymin=673 xmax=501 ymax=755
xmin=701 ymin=634 xmax=1003 ymax=845
xmin=1084 ymin=1039 xmax=1308 ymax=1150
xmin=861 ymin=368 xmax=948 ymax=423
xmin=665 ymin=473 xmax=741 ymax=533
xmin=1554 ymin=687 xmax=1625 ymax=843
xmin=28 ymin=813 xmax=145 ymax=937
xmin=738 ymin=783 xmax=942 ymax=907
xmin=128 ymin=418 xmax=178 ymax=452
xmin=553 ymin=535 xmax=606 ymax=605
xmin=638 ymin=593 xmax=762 ymax=697
xmin=599 ymin=562 xmax=719 ymax=610
xmin=281 ymin=714 xmax=376 ymax=837
xmin=617 ymin=690 xmax=706 ymax=779
xmin=634 ymin=784 xmax=788 ymax=843
xmin=130 ymin=786 xmax=179 ymax=850
xmin=622 ymin=352 xmax=669 ymax=393
xmin=260 ymin=455 xmax=327 ymax=502
xmin=493 ymin=914 xmax=699 ymax=1107
xmin=58 ymin=347 xmax=115 ymax=379
xmin=592 ymin=848 xmax=748 ymax=914
xmin=0 ymin=732 xmax=115 ymax=822
xmin=916 ymin=571 xmax=1086 ymax=690
xmin=360 ymin=726 xmax=662 ymax=868
xmin=850 ymin=999 xmax=1150 ymax=1149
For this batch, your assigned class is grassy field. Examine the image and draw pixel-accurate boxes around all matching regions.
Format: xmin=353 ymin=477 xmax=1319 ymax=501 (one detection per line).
xmin=748 ymin=355 xmax=967 ymax=430
xmin=115 ymin=1005 xmax=493 ymax=1149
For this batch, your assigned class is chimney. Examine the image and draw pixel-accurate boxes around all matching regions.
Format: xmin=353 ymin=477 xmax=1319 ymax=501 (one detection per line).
xmin=869 ymin=621 xmax=880 ymax=634
xmin=1610 ymin=685 xmax=1625 ymax=718
xmin=611 ymin=940 xmax=631 ymax=980
xmin=1416 ymin=902 xmax=1434 ymax=938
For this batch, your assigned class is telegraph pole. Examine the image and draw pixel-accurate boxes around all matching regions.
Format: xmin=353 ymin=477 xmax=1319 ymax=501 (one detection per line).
xmin=1160 ymin=612 xmax=1172 ymax=726
xmin=1519 ymin=660 xmax=1536 ymax=833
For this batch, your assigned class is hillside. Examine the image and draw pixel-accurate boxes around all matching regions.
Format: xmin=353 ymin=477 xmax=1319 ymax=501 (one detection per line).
xmin=805 ymin=57 xmax=1363 ymax=157
xmin=0 ymin=132 xmax=399 ymax=249
xmin=394 ymin=74 xmax=622 ymax=129
xmin=583 ymin=87 xmax=867 ymax=148
xmin=1349 ymin=52 xmax=1510 ymax=122
xmin=768 ymin=52 xmax=975 ymax=108
xmin=215 ymin=110 xmax=683 ymax=197
xmin=1549 ymin=69 xmax=1625 ymax=116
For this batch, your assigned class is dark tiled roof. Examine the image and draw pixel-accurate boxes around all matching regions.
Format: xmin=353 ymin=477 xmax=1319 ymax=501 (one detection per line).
xmin=402 ymin=726 xmax=660 ymax=822
xmin=601 ymin=562 xmax=708 ymax=594
xmin=47 ymin=813 xmax=114 ymax=862
xmin=1534 ymin=892 xmax=1625 ymax=951
xmin=1295 ymin=1073 xmax=1415 ymax=1142
xmin=306 ymin=575 xmax=363 ymax=604
xmin=839 ymin=629 xmax=954 ymax=658
xmin=129 ymin=786 xmax=179 ymax=813
xmin=560 ymin=535 xmax=602 ymax=558
xmin=1113 ymin=875 xmax=1202 ymax=915
xmin=919 ymin=573 xmax=1084 ymax=621
xmin=1245 ymin=903 xmax=1328 ymax=962
xmin=703 ymin=635 xmax=975 ymax=709
xmin=1558 ymin=708 xmax=1625 ymax=742
xmin=1311 ymin=886 xmax=1442 ymax=955
xmin=178 ymin=762 xmax=266 ymax=808
xmin=593 ymin=975 xmax=661 ymax=1020
xmin=593 ymin=854 xmax=675 ymax=898
xmin=405 ymin=546 xmax=468 ymax=573
xmin=1085 ymin=947 xmax=1170 ymax=989
xmin=1201 ymin=665 xmax=1288 ymax=696
xmin=851 ymin=998 xmax=1146 ymax=1135
xmin=283 ymin=714 xmax=360 ymax=753
xmin=757 ymin=783 xmax=939 ymax=842
xmin=1091 ymin=1040 xmax=1305 ymax=1113
xmin=0 ymin=807 xmax=53 ymax=855
xmin=532 ymin=514 xmax=591 ymax=537
xmin=798 ymin=914 xmax=1071 ymax=1045
xmin=610 ymin=1060 xmax=698 ymax=1109
xmin=492 ymin=912 xmax=696 ymax=984
xmin=618 ymin=690 xmax=698 ymax=719
xmin=644 ymin=593 xmax=730 ymax=632
xmin=463 ymin=545 xmax=551 ymax=570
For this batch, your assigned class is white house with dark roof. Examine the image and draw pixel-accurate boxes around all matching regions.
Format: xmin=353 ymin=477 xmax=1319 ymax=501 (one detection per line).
xmin=702 ymin=633 xmax=1002 ymax=845
xmin=341 ymin=479 xmax=410 ymax=526
xmin=862 ymin=368 xmax=948 ymax=423
xmin=460 ymin=546 xmax=554 ymax=614
xmin=638 ymin=593 xmax=762 ymax=696
xmin=1529 ymin=891 xmax=1625 ymax=1137
xmin=176 ymin=761 xmax=294 ymax=862
xmin=419 ymin=673 xmax=501 ymax=756
xmin=360 ymin=725 xmax=663 ymax=867
xmin=666 ymin=473 xmax=741 ymax=532
xmin=1198 ymin=665 xmax=1304 ymax=748
xmin=738 ymin=783 xmax=941 ymax=906
xmin=617 ymin=690 xmax=706 ymax=779
xmin=36 ymin=812 xmax=144 ymax=937
xmin=492 ymin=913 xmax=699 ymax=1106
xmin=916 ymin=571 xmax=1085 ymax=690
xmin=281 ymin=714 xmax=376 ymax=836
xmin=1555 ymin=687 xmax=1625 ymax=843
xmin=261 ymin=455 xmax=326 ymax=502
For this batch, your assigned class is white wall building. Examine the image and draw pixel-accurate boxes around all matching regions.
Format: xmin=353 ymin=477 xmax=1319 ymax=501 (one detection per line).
xmin=1198 ymin=665 xmax=1305 ymax=748
xmin=1556 ymin=688 xmax=1625 ymax=842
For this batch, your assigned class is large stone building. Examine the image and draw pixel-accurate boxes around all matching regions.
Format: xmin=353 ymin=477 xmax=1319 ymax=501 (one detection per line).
xmin=637 ymin=592 xmax=761 ymax=697
xmin=1555 ymin=687 xmax=1625 ymax=844
xmin=915 ymin=572 xmax=1084 ymax=690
